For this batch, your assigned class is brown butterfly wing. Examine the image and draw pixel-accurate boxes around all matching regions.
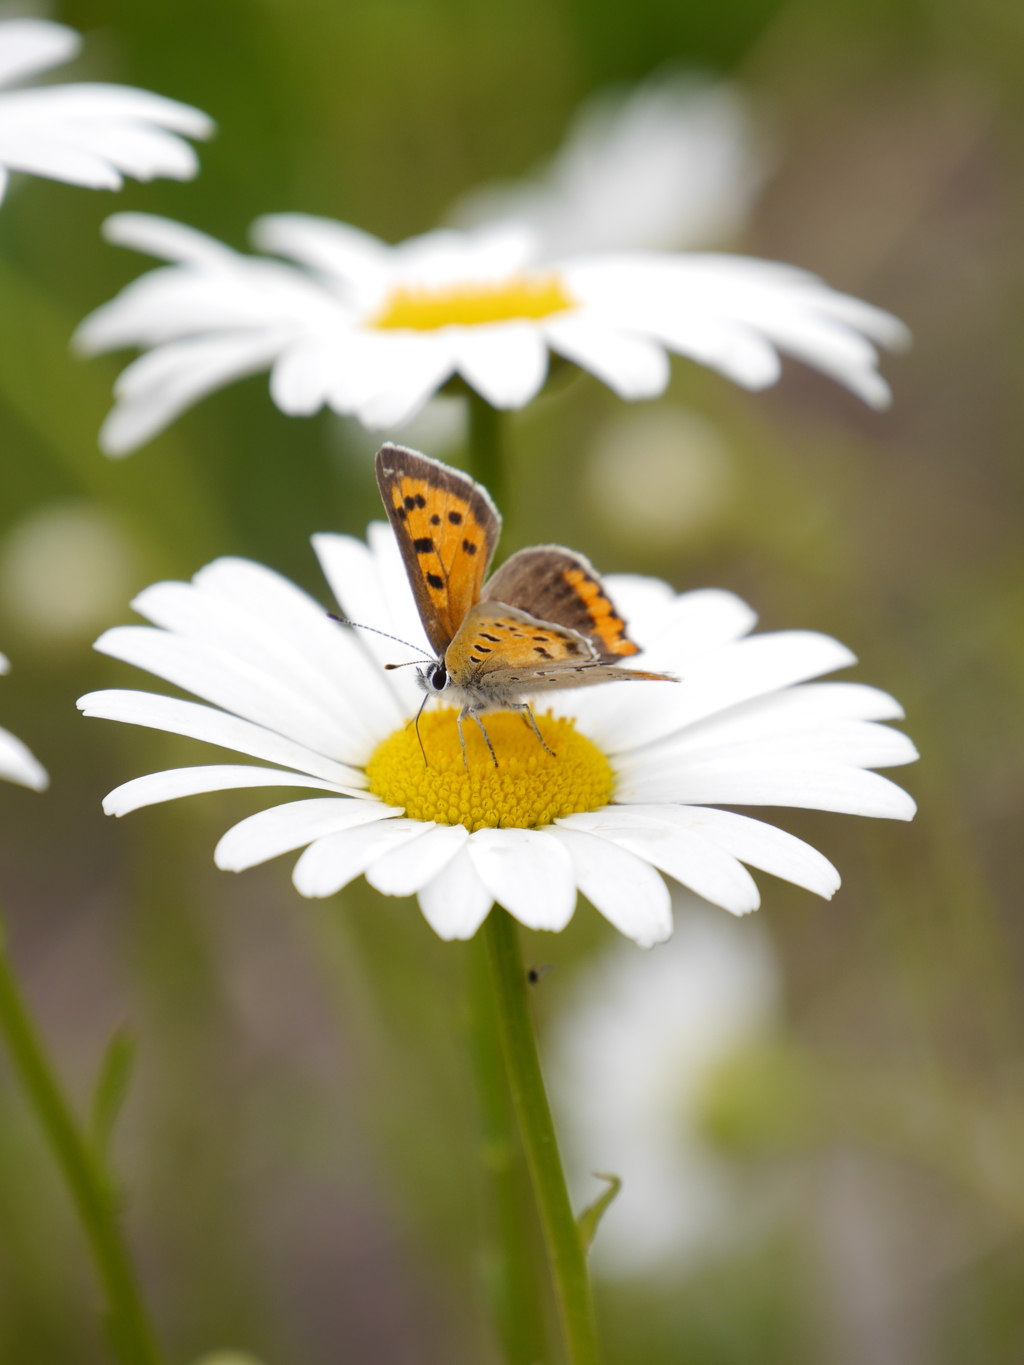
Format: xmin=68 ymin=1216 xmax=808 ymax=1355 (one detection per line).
xmin=481 ymin=546 xmax=639 ymax=662
xmin=375 ymin=444 xmax=501 ymax=655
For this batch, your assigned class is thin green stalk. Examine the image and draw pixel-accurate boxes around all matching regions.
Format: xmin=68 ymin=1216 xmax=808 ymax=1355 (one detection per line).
xmin=482 ymin=907 xmax=601 ymax=1365
xmin=0 ymin=913 xmax=163 ymax=1365
xmin=466 ymin=933 xmax=549 ymax=1364
xmin=467 ymin=391 xmax=507 ymax=515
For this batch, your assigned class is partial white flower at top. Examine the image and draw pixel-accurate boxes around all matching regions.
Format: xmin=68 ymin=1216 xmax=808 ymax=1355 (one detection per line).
xmin=75 ymin=209 xmax=910 ymax=457
xmin=552 ymin=896 xmax=780 ymax=1273
xmin=77 ymin=524 xmax=917 ymax=946
xmin=0 ymin=18 xmax=212 ymax=206
xmin=0 ymin=652 xmax=48 ymax=791
xmin=449 ymin=73 xmax=769 ymax=258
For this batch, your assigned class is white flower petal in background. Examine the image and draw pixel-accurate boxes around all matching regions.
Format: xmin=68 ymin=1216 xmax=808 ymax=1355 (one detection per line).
xmin=0 ymin=651 xmax=48 ymax=791
xmin=448 ymin=73 xmax=771 ymax=257
xmin=550 ymin=893 xmax=781 ymax=1274
xmin=77 ymin=519 xmax=915 ymax=946
xmin=0 ymin=18 xmax=212 ymax=206
xmin=75 ymin=114 xmax=908 ymax=454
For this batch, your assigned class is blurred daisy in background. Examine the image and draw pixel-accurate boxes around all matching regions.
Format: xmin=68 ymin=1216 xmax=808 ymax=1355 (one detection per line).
xmin=551 ymin=894 xmax=780 ymax=1274
xmin=449 ymin=72 xmax=769 ymax=257
xmin=74 ymin=74 xmax=908 ymax=456
xmin=0 ymin=652 xmax=48 ymax=791
xmin=78 ymin=521 xmax=916 ymax=943
xmin=0 ymin=501 xmax=140 ymax=644
xmin=0 ymin=17 xmax=212 ymax=206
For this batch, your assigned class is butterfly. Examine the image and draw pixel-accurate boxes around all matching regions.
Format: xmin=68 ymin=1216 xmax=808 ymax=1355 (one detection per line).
xmin=374 ymin=443 xmax=674 ymax=766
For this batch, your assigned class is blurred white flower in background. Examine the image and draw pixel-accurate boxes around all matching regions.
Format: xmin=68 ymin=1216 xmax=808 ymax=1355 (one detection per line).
xmin=586 ymin=404 xmax=736 ymax=549
xmin=0 ymin=501 xmax=139 ymax=641
xmin=0 ymin=17 xmax=212 ymax=205
xmin=74 ymin=71 xmax=906 ymax=457
xmin=551 ymin=894 xmax=780 ymax=1274
xmin=0 ymin=652 xmax=47 ymax=790
xmin=76 ymin=209 xmax=909 ymax=456
xmin=449 ymin=72 xmax=769 ymax=257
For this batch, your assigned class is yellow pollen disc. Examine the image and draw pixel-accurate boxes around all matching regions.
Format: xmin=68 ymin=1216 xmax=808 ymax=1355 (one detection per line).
xmin=366 ymin=708 xmax=613 ymax=833
xmin=369 ymin=272 xmax=577 ymax=331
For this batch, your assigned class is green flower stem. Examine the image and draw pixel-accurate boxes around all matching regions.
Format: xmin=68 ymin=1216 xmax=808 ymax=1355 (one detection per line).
xmin=0 ymin=912 xmax=163 ymax=1365
xmin=466 ymin=391 xmax=507 ymax=517
xmin=482 ymin=907 xmax=601 ymax=1365
xmin=466 ymin=933 xmax=549 ymax=1364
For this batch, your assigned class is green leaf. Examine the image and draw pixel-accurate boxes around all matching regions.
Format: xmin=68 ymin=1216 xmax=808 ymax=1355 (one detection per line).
xmin=89 ymin=1027 xmax=136 ymax=1158
xmin=576 ymin=1172 xmax=621 ymax=1253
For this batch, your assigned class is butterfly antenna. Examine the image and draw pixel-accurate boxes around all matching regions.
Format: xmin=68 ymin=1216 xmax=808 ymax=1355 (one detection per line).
xmin=327 ymin=614 xmax=433 ymax=661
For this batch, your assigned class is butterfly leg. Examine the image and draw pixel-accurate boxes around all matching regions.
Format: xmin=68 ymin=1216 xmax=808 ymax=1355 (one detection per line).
xmin=458 ymin=707 xmax=499 ymax=769
xmin=510 ymin=702 xmax=556 ymax=757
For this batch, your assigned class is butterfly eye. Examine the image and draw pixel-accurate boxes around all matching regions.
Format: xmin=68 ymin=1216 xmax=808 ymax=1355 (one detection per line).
xmin=429 ymin=663 xmax=449 ymax=691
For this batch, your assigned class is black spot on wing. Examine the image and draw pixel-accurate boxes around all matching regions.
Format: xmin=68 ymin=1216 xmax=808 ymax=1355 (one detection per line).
xmin=414 ymin=494 xmax=426 ymax=508
xmin=413 ymin=538 xmax=434 ymax=554
xmin=462 ymin=540 xmax=477 ymax=554
xmin=426 ymin=573 xmax=444 ymax=590
xmin=396 ymin=506 xmax=408 ymax=521
xmin=448 ymin=510 xmax=463 ymax=524
xmin=430 ymin=514 xmax=441 ymax=525
xmin=403 ymin=496 xmax=416 ymax=510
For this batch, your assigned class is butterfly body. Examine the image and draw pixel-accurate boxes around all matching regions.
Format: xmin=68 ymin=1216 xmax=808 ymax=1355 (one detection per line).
xmin=375 ymin=444 xmax=674 ymax=764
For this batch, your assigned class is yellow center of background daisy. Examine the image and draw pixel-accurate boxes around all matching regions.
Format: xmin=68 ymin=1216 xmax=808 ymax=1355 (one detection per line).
xmin=366 ymin=708 xmax=613 ymax=832
xmin=370 ymin=272 xmax=576 ymax=330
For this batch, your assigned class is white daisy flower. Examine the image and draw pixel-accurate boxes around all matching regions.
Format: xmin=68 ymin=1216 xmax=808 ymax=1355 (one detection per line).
xmin=76 ymin=527 xmax=917 ymax=947
xmin=0 ymin=651 xmax=48 ymax=791
xmin=449 ymin=73 xmax=769 ymax=257
xmin=0 ymin=18 xmax=213 ymax=206
xmin=75 ymin=205 xmax=910 ymax=457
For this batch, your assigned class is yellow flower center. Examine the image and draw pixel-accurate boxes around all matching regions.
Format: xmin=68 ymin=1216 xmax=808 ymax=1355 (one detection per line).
xmin=369 ymin=272 xmax=577 ymax=331
xmin=366 ymin=708 xmax=613 ymax=833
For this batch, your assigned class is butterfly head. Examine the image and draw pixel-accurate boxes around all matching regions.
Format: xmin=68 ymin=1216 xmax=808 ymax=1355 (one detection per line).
xmin=419 ymin=659 xmax=450 ymax=694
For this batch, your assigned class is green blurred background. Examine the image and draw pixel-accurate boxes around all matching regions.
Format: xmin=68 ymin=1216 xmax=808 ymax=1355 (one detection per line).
xmin=2 ymin=0 xmax=1024 ymax=1361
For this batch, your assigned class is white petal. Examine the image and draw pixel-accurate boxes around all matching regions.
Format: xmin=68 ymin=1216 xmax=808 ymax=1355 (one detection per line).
xmin=311 ymin=530 xmax=426 ymax=716
xmin=561 ymin=805 xmax=839 ymax=900
xmin=576 ymin=822 xmax=760 ymax=916
xmin=182 ymin=557 xmax=402 ymax=740
xmin=93 ymin=625 xmax=365 ymax=763
xmin=467 ymin=828 xmax=577 ymax=932
xmin=548 ymin=827 xmax=671 ymax=947
xmin=215 ymin=797 xmax=401 ymax=872
xmin=622 ymin=718 xmax=918 ymax=779
xmin=0 ymin=651 xmax=9 ymax=673
xmin=348 ymin=335 xmax=455 ymax=429
xmin=100 ymin=212 xmax=238 ymax=266
xmin=252 ymin=212 xmax=390 ymax=297
xmin=293 ymin=818 xmax=430 ymax=898
xmin=453 ymin=323 xmax=548 ymax=408
xmin=103 ymin=764 xmax=360 ymax=817
xmin=417 ymin=847 xmax=494 ymax=940
xmin=615 ymin=761 xmax=916 ymax=820
xmin=98 ymin=332 xmax=283 ymax=456
xmin=583 ymin=630 xmax=857 ymax=755
xmin=544 ymin=313 xmax=670 ymax=399
xmin=365 ymin=822 xmax=468 ymax=896
xmin=77 ymin=690 xmax=364 ymax=787
xmin=0 ymin=725 xmax=48 ymax=791
xmin=0 ymin=20 xmax=79 ymax=89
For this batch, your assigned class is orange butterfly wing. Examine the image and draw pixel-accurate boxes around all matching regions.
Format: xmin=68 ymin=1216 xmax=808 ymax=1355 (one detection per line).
xmin=375 ymin=444 xmax=501 ymax=655
xmin=481 ymin=546 xmax=639 ymax=661
xmin=446 ymin=602 xmax=672 ymax=693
